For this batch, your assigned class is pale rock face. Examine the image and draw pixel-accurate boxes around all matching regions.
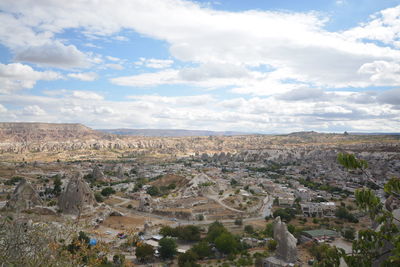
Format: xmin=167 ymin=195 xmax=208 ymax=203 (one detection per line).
xmin=273 ymin=216 xmax=297 ymax=263
xmin=115 ymin=164 xmax=124 ymax=179
xmin=92 ymin=165 xmax=105 ymax=181
xmin=5 ymin=179 xmax=43 ymax=211
xmin=58 ymin=173 xmax=96 ymax=215
xmin=138 ymin=193 xmax=153 ymax=212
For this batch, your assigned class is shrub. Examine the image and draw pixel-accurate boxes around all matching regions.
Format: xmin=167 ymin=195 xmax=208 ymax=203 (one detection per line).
xmin=267 ymin=239 xmax=277 ymax=251
xmin=234 ymin=218 xmax=243 ymax=226
xmin=100 ymin=187 xmax=115 ymax=197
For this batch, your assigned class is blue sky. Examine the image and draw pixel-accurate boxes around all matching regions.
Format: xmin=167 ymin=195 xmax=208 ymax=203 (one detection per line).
xmin=0 ymin=0 xmax=400 ymax=133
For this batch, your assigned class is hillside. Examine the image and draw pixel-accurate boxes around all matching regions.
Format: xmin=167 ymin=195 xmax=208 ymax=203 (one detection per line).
xmin=0 ymin=122 xmax=104 ymax=142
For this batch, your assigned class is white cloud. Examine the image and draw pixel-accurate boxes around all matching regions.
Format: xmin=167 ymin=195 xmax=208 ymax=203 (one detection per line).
xmin=105 ymin=63 xmax=124 ymax=70
xmin=343 ymin=5 xmax=400 ymax=46
xmin=14 ymin=41 xmax=90 ymax=69
xmin=114 ymin=35 xmax=129 ymax=41
xmin=335 ymin=0 xmax=347 ymax=6
xmin=358 ymin=60 xmax=400 ymax=85
xmin=68 ymin=72 xmax=99 ymax=81
xmin=134 ymin=58 xmax=174 ymax=69
xmin=1 ymin=0 xmax=400 ymax=88
xmin=0 ymin=104 xmax=7 ymax=113
xmin=0 ymin=63 xmax=62 ymax=93
xmin=106 ymin=56 xmax=121 ymax=62
xmin=71 ymin=91 xmax=104 ymax=100
xmin=1 ymin=89 xmax=400 ymax=132
xmin=22 ymin=105 xmax=46 ymax=116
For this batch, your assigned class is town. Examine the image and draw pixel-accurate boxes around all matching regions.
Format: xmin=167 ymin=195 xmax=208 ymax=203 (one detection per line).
xmin=1 ymin=124 xmax=399 ymax=266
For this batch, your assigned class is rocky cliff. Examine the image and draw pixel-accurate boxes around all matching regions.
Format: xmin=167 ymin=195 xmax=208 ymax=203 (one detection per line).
xmin=0 ymin=122 xmax=104 ymax=142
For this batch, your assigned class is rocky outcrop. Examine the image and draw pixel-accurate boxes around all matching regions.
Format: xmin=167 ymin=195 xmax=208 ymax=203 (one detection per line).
xmin=115 ymin=164 xmax=124 ymax=179
xmin=264 ymin=216 xmax=298 ymax=267
xmin=5 ymin=179 xmax=43 ymax=211
xmin=58 ymin=173 xmax=96 ymax=215
xmin=273 ymin=216 xmax=297 ymax=263
xmin=138 ymin=193 xmax=152 ymax=212
xmin=92 ymin=165 xmax=105 ymax=181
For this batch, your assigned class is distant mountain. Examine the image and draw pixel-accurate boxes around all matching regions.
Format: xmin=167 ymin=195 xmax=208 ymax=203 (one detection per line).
xmin=98 ymin=128 xmax=251 ymax=137
xmin=0 ymin=122 xmax=104 ymax=142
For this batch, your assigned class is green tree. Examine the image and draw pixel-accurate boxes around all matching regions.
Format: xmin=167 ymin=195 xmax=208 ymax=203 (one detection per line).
xmin=177 ymin=225 xmax=201 ymax=242
xmin=53 ymin=176 xmax=62 ymax=196
xmin=100 ymin=187 xmax=115 ymax=197
xmin=244 ymin=225 xmax=254 ymax=234
xmin=308 ymin=243 xmax=342 ymax=267
xmin=159 ymin=225 xmax=177 ymax=237
xmin=159 ymin=237 xmax=177 ymax=259
xmin=135 ymin=243 xmax=154 ymax=262
xmin=94 ymin=192 xmax=104 ymax=202
xmin=207 ymin=221 xmax=227 ymax=242
xmin=335 ymin=206 xmax=358 ymax=223
xmin=264 ymin=223 xmax=274 ymax=237
xmin=272 ymin=208 xmax=296 ymax=222
xmin=343 ymin=228 xmax=355 ymax=241
xmin=178 ymin=250 xmax=200 ymax=267
xmin=146 ymin=186 xmax=160 ymax=196
xmin=190 ymin=241 xmax=213 ymax=259
xmin=267 ymin=239 xmax=277 ymax=251
xmin=313 ymin=153 xmax=400 ymax=266
xmin=215 ymin=232 xmax=239 ymax=255
xmin=234 ymin=218 xmax=243 ymax=226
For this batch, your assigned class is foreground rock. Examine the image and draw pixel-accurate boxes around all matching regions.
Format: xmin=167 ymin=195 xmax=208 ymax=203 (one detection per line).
xmin=5 ymin=179 xmax=43 ymax=211
xmin=264 ymin=216 xmax=298 ymax=266
xmin=58 ymin=173 xmax=96 ymax=215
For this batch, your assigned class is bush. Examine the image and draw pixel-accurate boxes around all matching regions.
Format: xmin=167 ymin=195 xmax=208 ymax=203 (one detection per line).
xmin=267 ymin=239 xmax=277 ymax=251
xmin=100 ymin=187 xmax=115 ymax=197
xmin=146 ymin=186 xmax=160 ymax=196
xmin=234 ymin=218 xmax=243 ymax=226
xmin=4 ymin=176 xmax=23 ymax=186
xmin=264 ymin=223 xmax=274 ymax=237
xmin=244 ymin=225 xmax=254 ymax=234
xmin=94 ymin=192 xmax=104 ymax=202
xmin=335 ymin=207 xmax=359 ymax=223
xmin=343 ymin=228 xmax=355 ymax=240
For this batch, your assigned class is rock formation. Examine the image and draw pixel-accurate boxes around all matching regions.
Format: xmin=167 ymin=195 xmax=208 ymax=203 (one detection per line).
xmin=92 ymin=165 xmax=105 ymax=181
xmin=138 ymin=193 xmax=152 ymax=212
xmin=264 ymin=216 xmax=297 ymax=267
xmin=5 ymin=179 xmax=43 ymax=211
xmin=115 ymin=164 xmax=124 ymax=179
xmin=273 ymin=216 xmax=297 ymax=263
xmin=58 ymin=172 xmax=96 ymax=215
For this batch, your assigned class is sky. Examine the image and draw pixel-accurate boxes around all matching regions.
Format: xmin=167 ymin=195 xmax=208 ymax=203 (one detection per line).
xmin=1 ymin=0 xmax=400 ymax=133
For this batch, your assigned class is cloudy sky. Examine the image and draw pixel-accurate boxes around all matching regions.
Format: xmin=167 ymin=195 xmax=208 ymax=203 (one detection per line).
xmin=1 ymin=0 xmax=400 ymax=133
